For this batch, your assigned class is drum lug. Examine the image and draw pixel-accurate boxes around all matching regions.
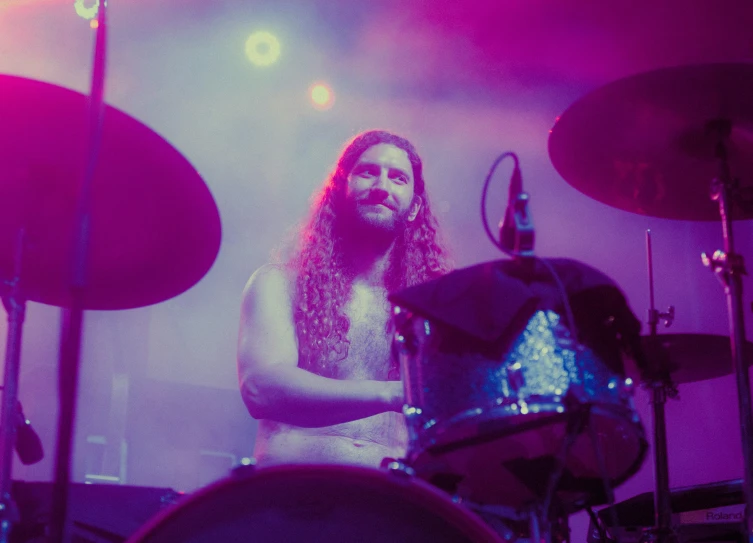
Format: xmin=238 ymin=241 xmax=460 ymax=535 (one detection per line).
xmin=380 ymin=457 xmax=416 ymax=478
xmin=403 ymin=406 xmax=436 ymax=430
xmin=624 ymin=377 xmax=635 ymax=393
xmin=230 ymin=462 xmax=256 ymax=478
xmin=506 ymin=361 xmax=526 ymax=395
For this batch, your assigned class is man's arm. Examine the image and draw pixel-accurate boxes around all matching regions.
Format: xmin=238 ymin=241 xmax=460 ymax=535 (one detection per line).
xmin=237 ymin=264 xmax=403 ymax=428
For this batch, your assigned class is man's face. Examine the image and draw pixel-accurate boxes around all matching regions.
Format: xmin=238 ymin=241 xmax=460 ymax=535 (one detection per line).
xmin=343 ymin=143 xmax=422 ymax=235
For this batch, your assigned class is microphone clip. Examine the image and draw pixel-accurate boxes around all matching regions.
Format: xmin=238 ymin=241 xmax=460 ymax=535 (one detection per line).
xmin=500 ymin=172 xmax=535 ymax=257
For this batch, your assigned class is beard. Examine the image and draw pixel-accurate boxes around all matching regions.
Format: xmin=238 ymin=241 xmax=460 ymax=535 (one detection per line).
xmin=340 ymin=199 xmax=413 ymax=241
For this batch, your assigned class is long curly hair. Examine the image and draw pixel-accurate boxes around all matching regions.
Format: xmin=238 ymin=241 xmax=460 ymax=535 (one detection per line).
xmin=286 ymin=130 xmax=451 ymax=378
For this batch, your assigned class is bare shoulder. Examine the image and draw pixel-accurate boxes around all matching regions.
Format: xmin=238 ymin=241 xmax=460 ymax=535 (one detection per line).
xmin=243 ymin=263 xmax=293 ymax=300
xmin=238 ymin=263 xmax=298 ymax=370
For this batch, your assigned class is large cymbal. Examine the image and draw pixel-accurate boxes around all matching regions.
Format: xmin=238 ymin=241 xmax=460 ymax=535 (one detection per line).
xmin=0 ymin=75 xmax=221 ymax=309
xmin=641 ymin=333 xmax=753 ymax=384
xmin=549 ymin=63 xmax=753 ymax=221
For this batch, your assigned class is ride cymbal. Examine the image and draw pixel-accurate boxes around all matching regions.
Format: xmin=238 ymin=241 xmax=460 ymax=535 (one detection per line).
xmin=549 ymin=63 xmax=753 ymax=221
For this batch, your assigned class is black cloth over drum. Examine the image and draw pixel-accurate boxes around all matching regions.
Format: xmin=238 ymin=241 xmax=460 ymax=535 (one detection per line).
xmin=389 ymin=258 xmax=642 ymax=377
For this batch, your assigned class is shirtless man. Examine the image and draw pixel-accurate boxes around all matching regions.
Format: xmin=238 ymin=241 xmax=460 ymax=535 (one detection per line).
xmin=237 ymin=130 xmax=450 ymax=467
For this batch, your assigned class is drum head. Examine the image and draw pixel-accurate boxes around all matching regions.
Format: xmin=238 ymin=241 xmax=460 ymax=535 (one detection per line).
xmin=128 ymin=465 xmax=501 ymax=543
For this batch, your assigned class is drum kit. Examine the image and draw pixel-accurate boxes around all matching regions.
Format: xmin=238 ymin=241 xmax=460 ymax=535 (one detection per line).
xmin=127 ymin=63 xmax=753 ymax=542
xmin=2 ymin=3 xmax=753 ymax=541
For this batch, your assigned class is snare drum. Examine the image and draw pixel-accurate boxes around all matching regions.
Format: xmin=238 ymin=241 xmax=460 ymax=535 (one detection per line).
xmin=127 ymin=465 xmax=502 ymax=543
xmin=392 ymin=307 xmax=647 ymax=512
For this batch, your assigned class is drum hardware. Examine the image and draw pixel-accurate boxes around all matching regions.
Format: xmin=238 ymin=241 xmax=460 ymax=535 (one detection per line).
xmin=229 ymin=462 xmax=257 ymax=478
xmin=0 ymin=230 xmax=26 ymax=540
xmin=11 ymin=402 xmax=43 ymax=466
xmin=549 ymin=62 xmax=753 ymax=542
xmin=391 ymin=259 xmax=647 ymax=543
xmin=51 ymin=18 xmax=110 ymax=538
xmin=536 ymin=404 xmax=593 ymax=543
xmin=588 ymin=328 xmax=753 ymax=543
xmin=589 ymin=478 xmax=748 ymax=543
xmin=469 ymin=501 xmax=572 ymax=543
xmin=586 ymin=421 xmax=621 ymax=543
xmin=0 ymin=4 xmax=220 ymax=539
xmin=380 ymin=457 xmax=417 ymax=478
xmin=390 ymin=145 xmax=649 ymax=541
xmin=639 ymin=230 xmax=679 ymax=543
xmin=698 ymin=117 xmax=753 ymax=543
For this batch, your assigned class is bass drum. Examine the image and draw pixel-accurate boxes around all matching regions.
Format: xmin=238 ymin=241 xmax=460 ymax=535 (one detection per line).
xmin=127 ymin=464 xmax=502 ymax=543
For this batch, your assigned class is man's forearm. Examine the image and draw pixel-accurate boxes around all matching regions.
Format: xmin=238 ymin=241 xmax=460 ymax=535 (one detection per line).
xmin=241 ymin=364 xmax=402 ymax=428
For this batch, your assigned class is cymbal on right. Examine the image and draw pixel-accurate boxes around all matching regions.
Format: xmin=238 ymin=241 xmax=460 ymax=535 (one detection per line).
xmin=549 ymin=63 xmax=753 ymax=221
xmin=641 ymin=333 xmax=753 ymax=384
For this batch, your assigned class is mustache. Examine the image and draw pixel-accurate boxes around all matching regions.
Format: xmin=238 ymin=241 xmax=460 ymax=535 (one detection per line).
xmin=358 ymin=195 xmax=396 ymax=210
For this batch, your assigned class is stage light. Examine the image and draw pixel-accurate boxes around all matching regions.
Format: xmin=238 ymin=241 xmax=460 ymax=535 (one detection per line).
xmin=309 ymin=82 xmax=334 ymax=110
xmin=245 ymin=31 xmax=281 ymax=67
xmin=74 ymin=0 xmax=101 ymax=20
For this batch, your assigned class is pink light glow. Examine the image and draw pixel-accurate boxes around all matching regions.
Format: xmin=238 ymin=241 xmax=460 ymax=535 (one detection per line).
xmin=309 ymin=82 xmax=334 ymax=110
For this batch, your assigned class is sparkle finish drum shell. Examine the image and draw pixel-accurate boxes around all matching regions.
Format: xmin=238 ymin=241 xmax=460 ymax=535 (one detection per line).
xmin=393 ymin=307 xmax=647 ymax=512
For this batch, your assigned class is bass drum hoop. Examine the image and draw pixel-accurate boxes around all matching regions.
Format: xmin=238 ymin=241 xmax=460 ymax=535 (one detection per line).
xmin=127 ymin=464 xmax=502 ymax=543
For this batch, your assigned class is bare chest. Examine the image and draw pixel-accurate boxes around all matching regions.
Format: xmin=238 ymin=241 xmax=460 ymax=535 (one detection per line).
xmin=254 ymin=284 xmax=406 ymax=463
xmin=339 ymin=284 xmax=393 ymax=380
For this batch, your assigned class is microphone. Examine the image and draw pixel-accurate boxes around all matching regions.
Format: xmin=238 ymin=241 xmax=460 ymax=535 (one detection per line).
xmin=14 ymin=402 xmax=44 ymax=465
xmin=499 ymin=164 xmax=535 ymax=257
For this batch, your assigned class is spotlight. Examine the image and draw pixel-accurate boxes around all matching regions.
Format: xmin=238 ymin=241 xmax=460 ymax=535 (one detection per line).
xmin=309 ymin=82 xmax=334 ymax=110
xmin=245 ymin=31 xmax=281 ymax=67
xmin=74 ymin=0 xmax=101 ymax=20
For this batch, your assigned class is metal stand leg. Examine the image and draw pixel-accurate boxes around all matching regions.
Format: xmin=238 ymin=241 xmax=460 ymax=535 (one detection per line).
xmin=527 ymin=408 xmax=588 ymax=543
xmin=50 ymin=5 xmax=109 ymax=543
xmin=0 ymin=294 xmax=24 ymax=543
xmin=649 ymin=384 xmax=675 ymax=541
xmin=639 ymin=381 xmax=678 ymax=543
xmin=701 ymin=128 xmax=753 ymax=543
xmin=0 ymin=230 xmax=27 ymax=542
xmin=640 ymin=229 xmax=679 ymax=543
xmin=540 ymin=407 xmax=589 ymax=518
xmin=529 ymin=508 xmax=543 ymax=543
xmin=588 ymin=419 xmax=619 ymax=543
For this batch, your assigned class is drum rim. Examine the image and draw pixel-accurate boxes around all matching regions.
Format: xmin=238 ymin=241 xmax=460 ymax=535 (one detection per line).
xmin=126 ymin=463 xmax=504 ymax=543
xmin=411 ymin=401 xmax=644 ymax=452
xmin=407 ymin=403 xmax=649 ymax=514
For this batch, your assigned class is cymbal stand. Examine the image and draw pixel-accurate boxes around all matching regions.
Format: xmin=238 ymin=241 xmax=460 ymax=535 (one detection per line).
xmin=700 ymin=120 xmax=753 ymax=543
xmin=0 ymin=229 xmax=26 ymax=543
xmin=50 ymin=4 xmax=109 ymax=542
xmin=529 ymin=407 xmax=590 ymax=543
xmin=640 ymin=229 xmax=678 ymax=543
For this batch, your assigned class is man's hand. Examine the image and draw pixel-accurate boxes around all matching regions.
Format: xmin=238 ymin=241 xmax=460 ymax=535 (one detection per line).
xmin=385 ymin=380 xmax=405 ymax=413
